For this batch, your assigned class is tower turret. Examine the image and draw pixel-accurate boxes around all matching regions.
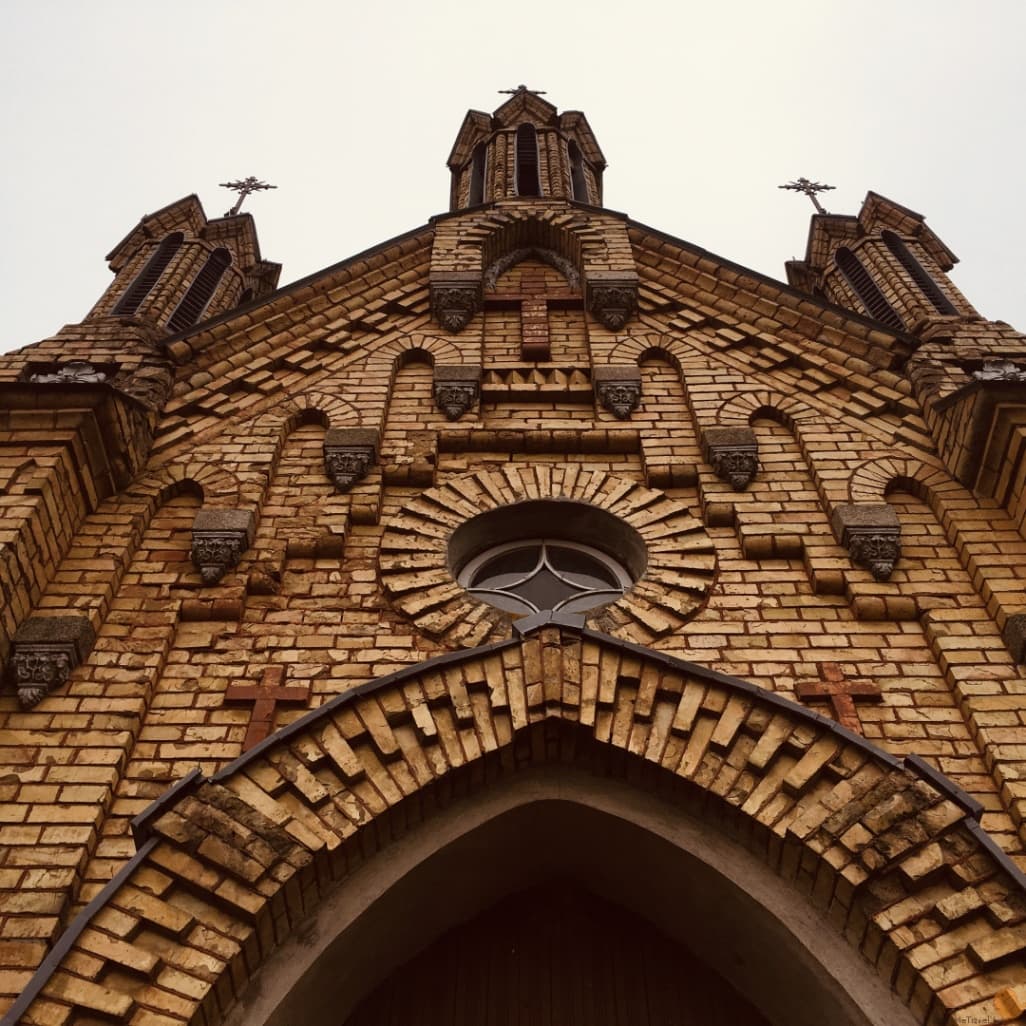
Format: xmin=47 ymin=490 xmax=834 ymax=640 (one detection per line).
xmin=788 ymin=192 xmax=1026 ymax=530
xmin=446 ymin=86 xmax=606 ymax=210
xmin=786 ymin=193 xmax=976 ymax=338
xmin=88 ymin=195 xmax=280 ymax=331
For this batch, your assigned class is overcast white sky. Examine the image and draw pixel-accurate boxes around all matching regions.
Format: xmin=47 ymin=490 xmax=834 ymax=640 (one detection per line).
xmin=2 ymin=1 xmax=1025 ymax=354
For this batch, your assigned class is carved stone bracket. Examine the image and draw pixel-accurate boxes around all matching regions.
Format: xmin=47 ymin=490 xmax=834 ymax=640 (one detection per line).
xmin=593 ymin=366 xmax=641 ymax=420
xmin=9 ymin=616 xmax=96 ymax=708
xmin=1003 ymin=613 xmax=1026 ymax=665
xmin=25 ymin=361 xmax=113 ymax=385
xmin=434 ymin=365 xmax=481 ymax=421
xmin=585 ymin=271 xmax=639 ymax=331
xmin=430 ymin=271 xmax=482 ymax=333
xmin=323 ymin=428 xmax=379 ymax=492
xmin=191 ymin=509 xmax=255 ymax=586
xmin=831 ymin=503 xmax=901 ymax=581
xmin=703 ymin=427 xmax=759 ymax=491
xmin=972 ymin=360 xmax=1026 ymax=383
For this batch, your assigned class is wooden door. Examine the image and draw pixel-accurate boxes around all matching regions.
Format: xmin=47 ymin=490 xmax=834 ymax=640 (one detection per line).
xmin=344 ymin=883 xmax=771 ymax=1025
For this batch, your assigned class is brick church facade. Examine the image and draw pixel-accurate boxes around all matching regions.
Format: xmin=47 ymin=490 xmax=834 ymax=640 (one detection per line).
xmin=1 ymin=88 xmax=1025 ymax=1024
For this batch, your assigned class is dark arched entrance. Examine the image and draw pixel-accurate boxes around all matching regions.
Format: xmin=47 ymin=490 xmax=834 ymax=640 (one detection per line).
xmin=345 ymin=882 xmax=771 ymax=1026
xmin=233 ymin=762 xmax=917 ymax=1026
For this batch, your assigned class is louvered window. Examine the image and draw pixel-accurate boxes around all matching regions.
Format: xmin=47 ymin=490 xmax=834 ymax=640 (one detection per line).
xmin=515 ymin=124 xmax=541 ymax=197
xmin=469 ymin=142 xmax=487 ymax=206
xmin=167 ymin=248 xmax=231 ymax=332
xmin=835 ymin=248 xmax=904 ymax=331
xmin=882 ymin=231 xmax=957 ymax=314
xmin=569 ymin=140 xmax=588 ymax=203
xmin=112 ymin=232 xmax=183 ymax=315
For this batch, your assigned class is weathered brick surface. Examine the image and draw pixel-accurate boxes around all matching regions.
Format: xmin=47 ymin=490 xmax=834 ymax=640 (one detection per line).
xmin=2 ymin=94 xmax=1026 ymax=1024
xmin=4 ymin=632 xmax=1025 ymax=1025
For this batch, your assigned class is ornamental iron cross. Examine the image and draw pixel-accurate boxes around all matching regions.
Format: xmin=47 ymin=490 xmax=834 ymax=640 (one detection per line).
xmin=779 ymin=177 xmax=836 ymax=215
xmin=499 ymin=84 xmax=547 ymax=96
xmin=220 ymin=176 xmax=278 ymax=217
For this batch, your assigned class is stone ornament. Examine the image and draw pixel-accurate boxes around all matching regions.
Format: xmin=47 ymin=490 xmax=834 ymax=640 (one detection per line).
xmin=702 ymin=427 xmax=760 ymax=491
xmin=593 ymin=366 xmax=641 ymax=420
xmin=972 ymin=360 xmax=1026 ymax=383
xmin=430 ymin=272 xmax=482 ymax=333
xmin=434 ymin=364 xmax=481 ymax=421
xmin=483 ymin=247 xmax=581 ymax=291
xmin=26 ymin=361 xmax=111 ymax=385
xmin=586 ymin=272 xmax=639 ymax=331
xmin=1003 ymin=613 xmax=1026 ymax=664
xmin=848 ymin=532 xmax=903 ymax=581
xmin=831 ymin=503 xmax=901 ymax=581
xmin=323 ymin=427 xmax=379 ymax=492
xmin=9 ymin=616 xmax=96 ymax=708
xmin=191 ymin=508 xmax=255 ymax=586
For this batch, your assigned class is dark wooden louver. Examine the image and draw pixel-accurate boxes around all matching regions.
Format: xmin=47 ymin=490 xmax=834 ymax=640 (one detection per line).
xmin=468 ymin=142 xmax=486 ymax=206
xmin=516 ymin=123 xmax=541 ymax=197
xmin=836 ymin=248 xmax=905 ymax=331
xmin=882 ymin=231 xmax=958 ymax=315
xmin=112 ymin=232 xmax=183 ymax=315
xmin=569 ymin=140 xmax=588 ymax=202
xmin=167 ymin=248 xmax=231 ymax=332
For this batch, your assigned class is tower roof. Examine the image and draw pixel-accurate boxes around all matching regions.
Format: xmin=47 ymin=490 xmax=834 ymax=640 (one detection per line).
xmin=447 ymin=90 xmax=606 ymax=171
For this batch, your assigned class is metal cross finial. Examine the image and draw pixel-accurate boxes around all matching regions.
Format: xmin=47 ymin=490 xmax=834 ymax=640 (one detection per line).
xmin=498 ymin=84 xmax=547 ymax=96
xmin=779 ymin=177 xmax=836 ymax=215
xmin=220 ymin=176 xmax=277 ymax=217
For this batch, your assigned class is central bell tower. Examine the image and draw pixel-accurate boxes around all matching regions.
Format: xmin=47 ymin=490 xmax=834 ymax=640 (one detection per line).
xmin=431 ymin=89 xmax=636 ymax=339
xmin=446 ymin=86 xmax=606 ymax=209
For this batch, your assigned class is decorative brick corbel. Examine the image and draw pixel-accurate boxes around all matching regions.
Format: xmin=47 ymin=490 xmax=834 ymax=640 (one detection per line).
xmin=703 ymin=427 xmax=759 ymax=491
xmin=831 ymin=503 xmax=901 ymax=581
xmin=586 ymin=271 xmax=639 ymax=331
xmin=191 ymin=509 xmax=255 ymax=586
xmin=593 ymin=366 xmax=641 ymax=420
xmin=430 ymin=271 xmax=482 ymax=333
xmin=9 ymin=616 xmax=96 ymax=707
xmin=323 ymin=428 xmax=379 ymax=492
xmin=434 ymin=365 xmax=481 ymax=421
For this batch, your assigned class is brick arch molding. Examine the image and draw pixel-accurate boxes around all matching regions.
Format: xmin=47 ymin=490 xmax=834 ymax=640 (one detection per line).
xmin=6 ymin=623 xmax=1025 ymax=1026
xmin=378 ymin=465 xmax=718 ymax=647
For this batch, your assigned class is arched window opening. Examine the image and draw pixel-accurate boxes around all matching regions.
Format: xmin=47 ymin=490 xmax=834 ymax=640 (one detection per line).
xmin=882 ymin=231 xmax=957 ymax=315
xmin=167 ymin=248 xmax=232 ymax=332
xmin=835 ymin=248 xmax=904 ymax=331
xmin=459 ymin=539 xmax=632 ymax=615
xmin=469 ymin=142 xmax=487 ymax=206
xmin=568 ymin=140 xmax=589 ymax=202
xmin=112 ymin=232 xmax=183 ymax=315
xmin=515 ymin=124 xmax=541 ymax=197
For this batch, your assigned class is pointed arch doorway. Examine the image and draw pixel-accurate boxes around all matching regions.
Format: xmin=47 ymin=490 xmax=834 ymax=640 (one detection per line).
xmin=229 ymin=759 xmax=916 ymax=1026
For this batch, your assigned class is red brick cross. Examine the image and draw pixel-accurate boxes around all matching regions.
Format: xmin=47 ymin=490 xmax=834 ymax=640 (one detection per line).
xmin=483 ymin=274 xmax=581 ymax=361
xmin=224 ymin=666 xmax=310 ymax=751
xmin=794 ymin=662 xmax=882 ymax=735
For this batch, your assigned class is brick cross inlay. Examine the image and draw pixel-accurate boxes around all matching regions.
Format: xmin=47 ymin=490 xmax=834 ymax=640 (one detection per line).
xmin=794 ymin=662 xmax=882 ymax=735
xmin=224 ymin=666 xmax=310 ymax=751
xmin=483 ymin=274 xmax=581 ymax=362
